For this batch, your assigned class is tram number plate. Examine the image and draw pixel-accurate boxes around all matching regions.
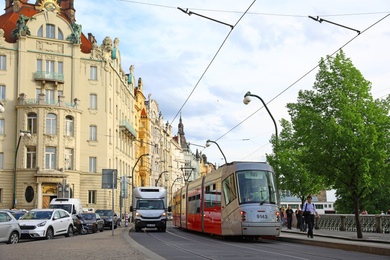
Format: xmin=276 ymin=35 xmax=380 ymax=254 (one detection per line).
xmin=257 ymin=214 xmax=267 ymax=219
xmin=147 ymin=224 xmax=155 ymax=227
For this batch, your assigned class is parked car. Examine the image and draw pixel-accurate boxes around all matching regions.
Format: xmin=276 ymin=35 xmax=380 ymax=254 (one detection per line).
xmin=95 ymin=210 xmax=119 ymax=229
xmin=0 ymin=211 xmax=21 ymax=244
xmin=18 ymin=209 xmax=74 ymax=239
xmin=81 ymin=213 xmax=104 ymax=233
xmin=0 ymin=209 xmax=27 ymax=220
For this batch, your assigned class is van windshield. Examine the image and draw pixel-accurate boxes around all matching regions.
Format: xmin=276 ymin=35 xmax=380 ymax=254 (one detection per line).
xmin=49 ymin=204 xmax=72 ymax=214
xmin=137 ymin=200 xmax=164 ymax=209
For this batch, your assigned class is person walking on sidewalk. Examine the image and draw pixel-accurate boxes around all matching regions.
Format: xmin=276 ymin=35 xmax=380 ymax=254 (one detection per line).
xmin=295 ymin=206 xmax=302 ymax=230
xmin=303 ymin=195 xmax=319 ymax=238
xmin=286 ymin=206 xmax=293 ymax=229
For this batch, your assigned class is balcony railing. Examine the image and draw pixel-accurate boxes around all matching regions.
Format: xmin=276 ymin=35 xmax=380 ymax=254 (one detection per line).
xmin=34 ymin=71 xmax=64 ymax=83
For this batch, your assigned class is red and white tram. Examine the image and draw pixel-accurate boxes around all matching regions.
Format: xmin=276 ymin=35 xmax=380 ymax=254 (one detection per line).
xmin=172 ymin=161 xmax=281 ymax=238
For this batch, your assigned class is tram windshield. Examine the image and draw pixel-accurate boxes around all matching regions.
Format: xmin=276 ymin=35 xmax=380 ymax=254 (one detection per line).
xmin=237 ymin=170 xmax=277 ymax=205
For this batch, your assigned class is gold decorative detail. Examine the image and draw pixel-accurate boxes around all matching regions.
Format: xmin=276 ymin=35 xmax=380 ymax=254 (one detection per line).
xmin=38 ymin=0 xmax=61 ymax=12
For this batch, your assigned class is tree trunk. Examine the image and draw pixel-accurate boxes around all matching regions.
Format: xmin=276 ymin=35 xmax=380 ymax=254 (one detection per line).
xmin=353 ymin=195 xmax=363 ymax=238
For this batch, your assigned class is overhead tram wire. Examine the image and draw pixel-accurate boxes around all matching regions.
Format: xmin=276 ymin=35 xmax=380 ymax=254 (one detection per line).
xmin=119 ymin=1 xmax=389 ymax=18
xmin=169 ymin=0 xmax=257 ymax=126
xmin=213 ymin=13 xmax=390 ymax=145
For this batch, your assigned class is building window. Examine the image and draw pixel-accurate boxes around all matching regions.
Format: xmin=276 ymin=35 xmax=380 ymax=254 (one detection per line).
xmin=25 ymin=186 xmax=34 ymax=203
xmin=90 ymin=94 xmax=97 ymax=110
xmin=90 ymin=66 xmax=97 ymax=80
xmin=0 ymin=85 xmax=5 ymax=100
xmin=89 ymin=157 xmax=97 ymax=173
xmin=89 ymin=125 xmax=97 ymax=141
xmin=58 ymin=61 xmax=63 ymax=74
xmin=27 ymin=112 xmax=37 ymax=134
xmin=45 ymin=147 xmax=56 ymax=169
xmin=0 ymin=153 xmax=3 ymax=169
xmin=46 ymin=89 xmax=55 ymax=104
xmin=65 ymin=115 xmax=74 ymax=136
xmin=37 ymin=25 xmax=43 ymax=37
xmin=37 ymin=59 xmax=42 ymax=72
xmin=0 ymin=55 xmax=6 ymax=70
xmin=46 ymin=113 xmax=57 ymax=134
xmin=26 ymin=147 xmax=36 ymax=169
xmin=46 ymin=24 xmax=55 ymax=38
xmin=0 ymin=119 xmax=4 ymax=135
xmin=65 ymin=148 xmax=73 ymax=170
xmin=46 ymin=60 xmax=54 ymax=73
xmin=0 ymin=188 xmax=2 ymax=202
xmin=58 ymin=28 xmax=63 ymax=40
xmin=36 ymin=89 xmax=41 ymax=102
xmin=88 ymin=190 xmax=97 ymax=204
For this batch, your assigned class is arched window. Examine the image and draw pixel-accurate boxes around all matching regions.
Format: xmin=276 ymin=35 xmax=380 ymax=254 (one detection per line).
xmin=46 ymin=113 xmax=57 ymax=134
xmin=58 ymin=28 xmax=64 ymax=40
xmin=27 ymin=112 xmax=37 ymax=134
xmin=65 ymin=115 xmax=74 ymax=136
xmin=37 ymin=25 xmax=43 ymax=37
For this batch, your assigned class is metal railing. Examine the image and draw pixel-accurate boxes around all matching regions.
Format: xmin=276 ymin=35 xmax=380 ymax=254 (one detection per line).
xmin=316 ymin=214 xmax=390 ymax=233
xmin=34 ymin=71 xmax=64 ymax=83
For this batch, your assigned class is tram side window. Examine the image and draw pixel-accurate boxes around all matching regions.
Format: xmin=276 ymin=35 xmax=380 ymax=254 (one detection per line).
xmin=188 ymin=194 xmax=200 ymax=214
xmin=205 ymin=184 xmax=221 ymax=208
xmin=222 ymin=175 xmax=236 ymax=206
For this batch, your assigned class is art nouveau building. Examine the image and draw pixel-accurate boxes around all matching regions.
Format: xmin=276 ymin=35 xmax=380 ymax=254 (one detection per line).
xmin=0 ymin=0 xmax=151 ymax=212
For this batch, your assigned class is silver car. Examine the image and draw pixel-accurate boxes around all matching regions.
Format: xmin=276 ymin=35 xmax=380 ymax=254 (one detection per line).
xmin=0 ymin=211 xmax=21 ymax=244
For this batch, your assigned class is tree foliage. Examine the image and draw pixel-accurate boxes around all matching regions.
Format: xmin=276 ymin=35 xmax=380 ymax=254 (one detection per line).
xmin=273 ymin=50 xmax=390 ymax=238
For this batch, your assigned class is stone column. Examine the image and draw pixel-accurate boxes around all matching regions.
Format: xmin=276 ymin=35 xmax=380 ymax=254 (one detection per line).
xmin=36 ymin=182 xmax=43 ymax=209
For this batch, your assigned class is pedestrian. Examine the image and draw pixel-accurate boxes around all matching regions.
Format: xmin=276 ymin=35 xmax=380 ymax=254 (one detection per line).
xmin=280 ymin=206 xmax=285 ymax=226
xmin=295 ymin=206 xmax=302 ymax=230
xmin=360 ymin=209 xmax=368 ymax=215
xmin=286 ymin=206 xmax=293 ymax=229
xmin=302 ymin=195 xmax=319 ymax=238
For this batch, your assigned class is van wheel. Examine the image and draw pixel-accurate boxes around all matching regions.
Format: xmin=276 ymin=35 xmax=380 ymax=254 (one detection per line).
xmin=135 ymin=227 xmax=141 ymax=232
xmin=46 ymin=228 xmax=54 ymax=239
xmin=65 ymin=225 xmax=74 ymax=237
xmin=7 ymin=231 xmax=19 ymax=244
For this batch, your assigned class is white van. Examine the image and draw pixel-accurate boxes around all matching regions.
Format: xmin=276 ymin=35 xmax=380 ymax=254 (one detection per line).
xmin=49 ymin=198 xmax=83 ymax=215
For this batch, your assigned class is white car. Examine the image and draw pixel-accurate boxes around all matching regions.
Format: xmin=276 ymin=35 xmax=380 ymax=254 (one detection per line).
xmin=0 ymin=211 xmax=21 ymax=244
xmin=18 ymin=209 xmax=74 ymax=239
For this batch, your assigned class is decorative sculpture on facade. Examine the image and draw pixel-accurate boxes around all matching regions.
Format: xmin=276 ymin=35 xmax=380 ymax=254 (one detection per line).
xmin=11 ymin=14 xmax=34 ymax=39
xmin=66 ymin=22 xmax=82 ymax=44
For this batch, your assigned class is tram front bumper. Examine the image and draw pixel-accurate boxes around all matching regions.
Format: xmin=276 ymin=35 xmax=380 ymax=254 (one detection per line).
xmin=241 ymin=222 xmax=281 ymax=236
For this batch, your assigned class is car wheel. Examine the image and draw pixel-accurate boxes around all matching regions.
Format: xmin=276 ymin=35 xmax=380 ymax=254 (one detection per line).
xmin=7 ymin=231 xmax=19 ymax=244
xmin=100 ymin=226 xmax=104 ymax=232
xmin=65 ymin=225 xmax=74 ymax=237
xmin=46 ymin=228 xmax=54 ymax=240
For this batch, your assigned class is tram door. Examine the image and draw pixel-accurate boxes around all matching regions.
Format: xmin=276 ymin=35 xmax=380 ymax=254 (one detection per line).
xmin=221 ymin=174 xmax=241 ymax=235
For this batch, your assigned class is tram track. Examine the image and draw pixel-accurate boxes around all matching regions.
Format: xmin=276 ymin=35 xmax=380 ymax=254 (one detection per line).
xmin=139 ymin=227 xmax=313 ymax=260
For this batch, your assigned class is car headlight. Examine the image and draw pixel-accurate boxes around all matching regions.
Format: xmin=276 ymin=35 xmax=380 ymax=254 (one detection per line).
xmin=37 ymin=221 xmax=47 ymax=227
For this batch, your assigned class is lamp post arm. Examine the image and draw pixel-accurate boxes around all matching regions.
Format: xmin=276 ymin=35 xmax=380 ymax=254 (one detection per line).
xmin=244 ymin=92 xmax=278 ymax=142
xmin=155 ymin=171 xmax=169 ymax=187
xmin=206 ymin=140 xmax=228 ymax=165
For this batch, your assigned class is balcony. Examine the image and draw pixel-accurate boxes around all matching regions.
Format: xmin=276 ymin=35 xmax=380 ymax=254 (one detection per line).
xmin=119 ymin=120 xmax=137 ymax=139
xmin=34 ymin=71 xmax=64 ymax=83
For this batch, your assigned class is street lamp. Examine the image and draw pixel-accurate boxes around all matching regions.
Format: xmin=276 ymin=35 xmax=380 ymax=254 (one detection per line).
xmin=13 ymin=130 xmax=31 ymax=209
xmin=243 ymin=91 xmax=278 ymax=142
xmin=170 ymin=176 xmax=182 ymax=207
xmin=205 ymin=140 xmax=228 ymax=165
xmin=130 ymin=153 xmax=149 ymax=222
xmin=155 ymin=171 xmax=169 ymax=187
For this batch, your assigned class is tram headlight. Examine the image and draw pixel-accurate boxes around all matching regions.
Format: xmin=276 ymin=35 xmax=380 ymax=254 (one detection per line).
xmin=240 ymin=211 xmax=246 ymax=222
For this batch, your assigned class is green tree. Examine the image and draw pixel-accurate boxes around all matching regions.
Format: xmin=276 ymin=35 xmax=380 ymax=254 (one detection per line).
xmin=267 ymin=119 xmax=327 ymax=207
xmin=285 ymin=50 xmax=390 ymax=238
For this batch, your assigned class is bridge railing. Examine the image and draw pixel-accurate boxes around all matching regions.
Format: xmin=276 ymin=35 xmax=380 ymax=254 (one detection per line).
xmin=315 ymin=214 xmax=390 ymax=233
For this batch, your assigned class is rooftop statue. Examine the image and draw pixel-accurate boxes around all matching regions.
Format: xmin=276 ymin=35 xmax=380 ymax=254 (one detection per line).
xmin=66 ymin=22 xmax=82 ymax=44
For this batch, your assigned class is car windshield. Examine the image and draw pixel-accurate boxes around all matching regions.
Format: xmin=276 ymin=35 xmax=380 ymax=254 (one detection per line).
xmin=137 ymin=200 xmax=164 ymax=209
xmin=82 ymin=213 xmax=96 ymax=220
xmin=20 ymin=211 xmax=52 ymax=220
xmin=96 ymin=211 xmax=112 ymax=216
xmin=49 ymin=204 xmax=72 ymax=214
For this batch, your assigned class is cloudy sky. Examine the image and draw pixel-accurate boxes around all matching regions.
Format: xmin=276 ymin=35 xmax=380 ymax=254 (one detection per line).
xmin=75 ymin=0 xmax=390 ymax=166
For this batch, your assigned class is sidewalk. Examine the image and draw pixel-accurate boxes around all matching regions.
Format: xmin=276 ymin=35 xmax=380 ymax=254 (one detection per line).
xmin=279 ymin=227 xmax=390 ymax=256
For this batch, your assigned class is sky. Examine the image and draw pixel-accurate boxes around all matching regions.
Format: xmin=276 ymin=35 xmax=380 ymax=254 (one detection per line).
xmin=73 ymin=0 xmax=390 ymax=166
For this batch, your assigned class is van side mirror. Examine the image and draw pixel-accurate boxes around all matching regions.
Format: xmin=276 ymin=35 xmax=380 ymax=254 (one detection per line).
xmin=130 ymin=206 xmax=133 ymax=212
xmin=168 ymin=206 xmax=172 ymax=212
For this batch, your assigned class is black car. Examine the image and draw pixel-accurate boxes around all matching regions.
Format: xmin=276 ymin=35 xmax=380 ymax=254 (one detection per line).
xmin=95 ymin=210 xmax=118 ymax=229
xmin=81 ymin=213 xmax=104 ymax=233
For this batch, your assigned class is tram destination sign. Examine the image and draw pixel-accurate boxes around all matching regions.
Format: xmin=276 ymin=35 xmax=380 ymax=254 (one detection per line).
xmin=102 ymin=169 xmax=118 ymax=189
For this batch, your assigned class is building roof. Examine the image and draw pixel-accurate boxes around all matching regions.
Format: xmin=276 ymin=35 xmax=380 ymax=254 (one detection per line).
xmin=0 ymin=1 xmax=92 ymax=54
